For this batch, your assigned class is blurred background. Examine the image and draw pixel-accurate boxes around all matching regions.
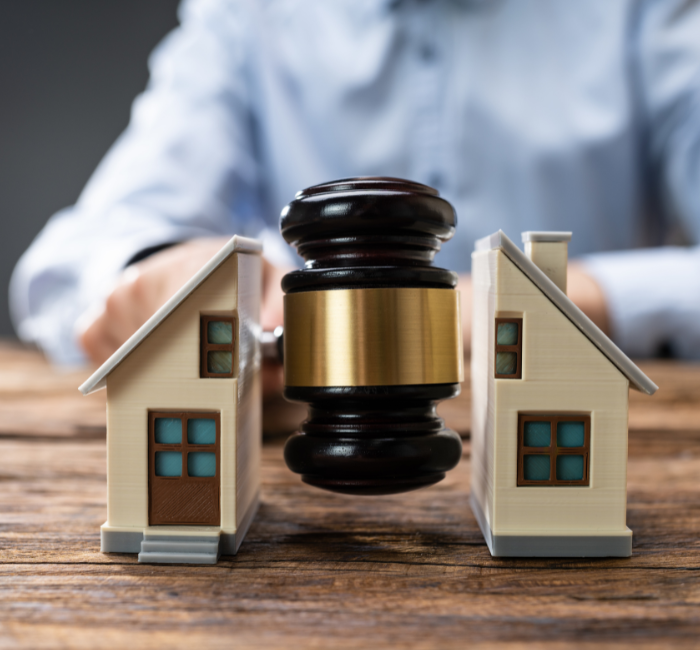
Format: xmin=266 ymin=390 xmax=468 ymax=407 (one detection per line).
xmin=0 ymin=0 xmax=179 ymax=339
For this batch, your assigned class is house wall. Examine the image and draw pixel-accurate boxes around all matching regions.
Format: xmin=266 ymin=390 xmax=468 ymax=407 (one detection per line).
xmin=234 ymin=252 xmax=262 ymax=529
xmin=472 ymin=249 xmax=630 ymax=536
xmin=470 ymin=249 xmax=498 ymax=536
xmin=104 ymin=253 xmax=257 ymax=535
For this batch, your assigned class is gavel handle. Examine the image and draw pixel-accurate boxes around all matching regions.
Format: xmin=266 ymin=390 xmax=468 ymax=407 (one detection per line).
xmin=260 ymin=326 xmax=284 ymax=364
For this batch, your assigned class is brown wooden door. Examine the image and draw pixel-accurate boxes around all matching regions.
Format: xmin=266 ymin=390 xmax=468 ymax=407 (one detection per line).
xmin=148 ymin=411 xmax=220 ymax=525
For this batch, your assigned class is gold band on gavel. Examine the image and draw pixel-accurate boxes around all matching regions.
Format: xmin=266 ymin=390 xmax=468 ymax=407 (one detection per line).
xmin=283 ymin=288 xmax=464 ymax=387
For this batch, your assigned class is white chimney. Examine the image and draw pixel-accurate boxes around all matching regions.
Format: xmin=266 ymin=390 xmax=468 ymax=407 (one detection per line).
xmin=521 ymin=231 xmax=572 ymax=294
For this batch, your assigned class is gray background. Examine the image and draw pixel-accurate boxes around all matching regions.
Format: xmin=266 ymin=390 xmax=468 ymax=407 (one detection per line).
xmin=0 ymin=0 xmax=179 ymax=338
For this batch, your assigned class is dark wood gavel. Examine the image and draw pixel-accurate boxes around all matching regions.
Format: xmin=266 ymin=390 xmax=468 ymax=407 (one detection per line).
xmin=271 ymin=177 xmax=463 ymax=495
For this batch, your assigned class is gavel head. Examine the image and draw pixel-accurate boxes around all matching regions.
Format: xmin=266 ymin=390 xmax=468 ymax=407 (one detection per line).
xmin=280 ymin=177 xmax=463 ymax=495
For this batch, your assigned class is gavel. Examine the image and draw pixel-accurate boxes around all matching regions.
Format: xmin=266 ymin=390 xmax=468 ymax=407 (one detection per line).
xmin=266 ymin=177 xmax=463 ymax=496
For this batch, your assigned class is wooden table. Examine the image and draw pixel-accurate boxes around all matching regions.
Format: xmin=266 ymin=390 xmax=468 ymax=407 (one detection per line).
xmin=1 ymin=341 xmax=699 ymax=648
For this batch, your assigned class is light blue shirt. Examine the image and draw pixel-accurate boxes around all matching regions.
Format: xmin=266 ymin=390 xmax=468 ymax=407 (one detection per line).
xmin=10 ymin=0 xmax=700 ymax=364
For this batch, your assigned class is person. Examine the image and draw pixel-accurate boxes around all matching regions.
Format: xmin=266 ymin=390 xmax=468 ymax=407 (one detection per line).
xmin=10 ymin=0 xmax=700 ymax=394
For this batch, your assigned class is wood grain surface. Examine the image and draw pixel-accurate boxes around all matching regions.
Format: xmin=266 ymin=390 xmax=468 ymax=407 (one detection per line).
xmin=0 ymin=342 xmax=699 ymax=649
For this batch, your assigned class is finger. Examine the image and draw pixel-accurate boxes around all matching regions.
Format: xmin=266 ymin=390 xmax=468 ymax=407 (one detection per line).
xmin=78 ymin=306 xmax=123 ymax=365
xmin=81 ymin=273 xmax=151 ymax=365
xmin=101 ymin=276 xmax=150 ymax=344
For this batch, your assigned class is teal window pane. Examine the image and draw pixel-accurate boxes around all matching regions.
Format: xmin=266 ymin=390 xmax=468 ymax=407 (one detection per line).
xmin=556 ymin=455 xmax=584 ymax=481
xmin=154 ymin=418 xmax=182 ymax=444
xmin=497 ymin=322 xmax=519 ymax=345
xmin=207 ymin=320 xmax=233 ymax=344
xmin=208 ymin=351 xmax=232 ymax=374
xmin=496 ymin=352 xmax=517 ymax=375
xmin=155 ymin=451 xmax=182 ymax=477
xmin=523 ymin=421 xmax=551 ymax=447
xmin=188 ymin=418 xmax=216 ymax=445
xmin=524 ymin=455 xmax=550 ymax=481
xmin=557 ymin=421 xmax=585 ymax=447
xmin=188 ymin=452 xmax=216 ymax=477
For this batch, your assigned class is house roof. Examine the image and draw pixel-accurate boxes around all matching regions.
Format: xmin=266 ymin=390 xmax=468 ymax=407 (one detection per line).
xmin=79 ymin=235 xmax=262 ymax=396
xmin=475 ymin=230 xmax=658 ymax=395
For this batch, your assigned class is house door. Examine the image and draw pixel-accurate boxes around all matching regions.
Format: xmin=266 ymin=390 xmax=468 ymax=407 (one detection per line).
xmin=148 ymin=411 xmax=220 ymax=525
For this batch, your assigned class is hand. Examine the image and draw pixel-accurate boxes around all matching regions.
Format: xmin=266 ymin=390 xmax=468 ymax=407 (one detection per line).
xmin=77 ymin=238 xmax=289 ymax=396
xmin=567 ymin=263 xmax=610 ymax=335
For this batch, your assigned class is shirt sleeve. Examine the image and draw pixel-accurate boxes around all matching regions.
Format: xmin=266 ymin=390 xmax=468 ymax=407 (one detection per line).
xmin=582 ymin=0 xmax=700 ymax=359
xmin=583 ymin=247 xmax=700 ymax=359
xmin=9 ymin=0 xmax=264 ymax=365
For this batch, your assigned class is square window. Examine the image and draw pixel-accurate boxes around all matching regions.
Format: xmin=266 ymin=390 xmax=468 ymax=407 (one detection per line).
xmin=187 ymin=418 xmax=216 ymax=445
xmin=496 ymin=322 xmax=519 ymax=345
xmin=518 ymin=414 xmax=590 ymax=486
xmin=496 ymin=352 xmax=518 ymax=376
xmin=557 ymin=421 xmax=585 ymax=447
xmin=207 ymin=320 xmax=233 ymax=344
xmin=155 ymin=451 xmax=182 ymax=477
xmin=524 ymin=455 xmax=551 ymax=481
xmin=523 ymin=421 xmax=551 ymax=447
xmin=207 ymin=351 xmax=232 ymax=374
xmin=556 ymin=455 xmax=584 ymax=481
xmin=154 ymin=418 xmax=182 ymax=444
xmin=188 ymin=452 xmax=216 ymax=477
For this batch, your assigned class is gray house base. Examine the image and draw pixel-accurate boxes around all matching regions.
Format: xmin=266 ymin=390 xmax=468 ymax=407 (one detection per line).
xmin=138 ymin=535 xmax=220 ymax=564
xmin=100 ymin=491 xmax=260 ymax=563
xmin=470 ymin=494 xmax=632 ymax=558
xmin=101 ymin=529 xmax=144 ymax=554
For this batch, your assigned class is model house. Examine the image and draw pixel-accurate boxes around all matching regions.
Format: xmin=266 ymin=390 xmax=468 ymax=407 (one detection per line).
xmin=470 ymin=231 xmax=657 ymax=557
xmin=80 ymin=236 xmax=262 ymax=564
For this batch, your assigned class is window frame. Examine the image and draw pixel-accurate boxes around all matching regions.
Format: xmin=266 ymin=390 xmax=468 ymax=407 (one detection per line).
xmin=200 ymin=315 xmax=236 ymax=378
xmin=517 ymin=413 xmax=590 ymax=487
xmin=495 ymin=317 xmax=523 ymax=379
